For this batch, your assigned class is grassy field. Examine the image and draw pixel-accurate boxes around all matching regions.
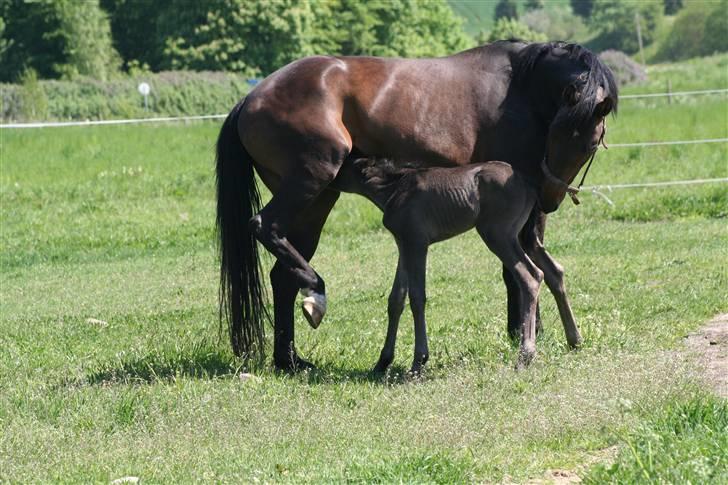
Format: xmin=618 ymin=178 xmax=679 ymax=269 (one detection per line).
xmin=1 ymin=58 xmax=727 ymax=482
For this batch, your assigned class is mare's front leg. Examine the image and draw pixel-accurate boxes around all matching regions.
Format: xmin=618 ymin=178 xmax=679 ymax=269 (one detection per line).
xmin=529 ymin=244 xmax=582 ymax=348
xmin=402 ymin=244 xmax=430 ymax=374
xmin=373 ymin=253 xmax=408 ymax=373
xmin=481 ymin=228 xmax=543 ymax=368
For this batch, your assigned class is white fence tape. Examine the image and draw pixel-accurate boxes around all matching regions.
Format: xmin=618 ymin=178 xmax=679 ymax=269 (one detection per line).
xmin=620 ymin=88 xmax=728 ymax=99
xmin=0 ymin=114 xmax=227 ymax=129
xmin=609 ymin=138 xmax=728 ymax=148
xmin=582 ymin=177 xmax=728 ymax=207
xmin=583 ymin=177 xmax=728 ymax=191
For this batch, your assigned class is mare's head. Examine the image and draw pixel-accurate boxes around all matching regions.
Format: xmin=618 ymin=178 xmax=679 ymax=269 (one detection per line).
xmin=512 ymin=42 xmax=618 ymax=212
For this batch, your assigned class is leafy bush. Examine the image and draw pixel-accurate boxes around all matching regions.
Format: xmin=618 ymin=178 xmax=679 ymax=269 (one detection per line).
xmin=598 ymin=50 xmax=647 ymax=86
xmin=486 ymin=18 xmax=547 ymax=43
xmin=0 ymin=71 xmax=253 ymax=122
xmin=654 ymin=0 xmax=728 ymax=61
xmin=521 ymin=7 xmax=588 ymax=42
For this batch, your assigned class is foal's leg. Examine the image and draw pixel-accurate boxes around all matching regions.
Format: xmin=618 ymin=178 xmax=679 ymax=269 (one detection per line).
xmin=529 ymin=245 xmax=583 ymax=348
xmin=373 ymin=253 xmax=408 ymax=373
xmin=504 ymin=210 xmax=546 ymax=339
xmin=481 ymin=228 xmax=543 ymax=368
xmin=402 ymin=244 xmax=430 ymax=374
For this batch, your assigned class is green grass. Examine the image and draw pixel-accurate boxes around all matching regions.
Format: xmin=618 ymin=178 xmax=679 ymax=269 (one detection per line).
xmin=1 ymin=63 xmax=727 ymax=481
xmin=584 ymin=394 xmax=728 ymax=484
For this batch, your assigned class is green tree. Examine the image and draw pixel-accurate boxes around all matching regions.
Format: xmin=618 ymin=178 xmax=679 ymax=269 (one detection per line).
xmin=570 ymin=0 xmax=594 ymax=19
xmin=703 ymin=0 xmax=728 ymax=55
xmin=524 ymin=0 xmax=545 ymax=12
xmin=0 ymin=0 xmax=119 ymax=81
xmin=160 ymin=0 xmax=470 ymax=75
xmin=654 ymin=0 xmax=728 ymax=61
xmin=487 ymin=18 xmax=547 ymax=42
xmin=101 ymin=0 xmax=161 ymax=69
xmin=367 ymin=0 xmax=471 ymax=58
xmin=494 ymin=0 xmax=518 ymax=21
xmin=590 ymin=0 xmax=663 ymax=53
xmin=663 ymin=0 xmax=683 ymax=15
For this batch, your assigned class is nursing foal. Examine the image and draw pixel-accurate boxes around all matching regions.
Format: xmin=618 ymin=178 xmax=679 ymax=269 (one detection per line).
xmin=334 ymin=158 xmax=582 ymax=373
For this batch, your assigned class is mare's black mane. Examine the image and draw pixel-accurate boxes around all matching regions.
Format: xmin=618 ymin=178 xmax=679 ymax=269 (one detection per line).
xmin=510 ymin=41 xmax=619 ymax=129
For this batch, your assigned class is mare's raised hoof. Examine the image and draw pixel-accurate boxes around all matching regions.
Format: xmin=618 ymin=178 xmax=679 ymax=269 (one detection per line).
xmin=301 ymin=291 xmax=327 ymax=329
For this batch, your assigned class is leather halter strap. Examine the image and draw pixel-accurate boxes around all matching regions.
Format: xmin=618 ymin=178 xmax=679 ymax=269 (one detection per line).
xmin=541 ymin=157 xmax=582 ymax=205
xmin=541 ymin=118 xmax=608 ymax=206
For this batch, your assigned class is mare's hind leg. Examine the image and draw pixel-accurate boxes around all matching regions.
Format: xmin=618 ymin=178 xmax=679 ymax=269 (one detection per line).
xmin=481 ymin=228 xmax=543 ymax=368
xmin=249 ymin=149 xmax=348 ymax=330
xmin=529 ymin=245 xmax=583 ymax=348
xmin=269 ymin=190 xmax=340 ymax=371
xmin=373 ymin=253 xmax=408 ymax=373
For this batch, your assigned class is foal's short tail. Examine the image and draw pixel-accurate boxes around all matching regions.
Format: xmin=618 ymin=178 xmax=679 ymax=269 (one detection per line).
xmin=216 ymin=100 xmax=268 ymax=359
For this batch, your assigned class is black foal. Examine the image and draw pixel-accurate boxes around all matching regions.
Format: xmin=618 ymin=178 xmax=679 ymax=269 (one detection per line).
xmin=334 ymin=158 xmax=582 ymax=373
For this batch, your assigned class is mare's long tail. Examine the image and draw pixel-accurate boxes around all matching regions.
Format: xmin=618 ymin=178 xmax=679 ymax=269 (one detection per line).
xmin=216 ymin=100 xmax=268 ymax=359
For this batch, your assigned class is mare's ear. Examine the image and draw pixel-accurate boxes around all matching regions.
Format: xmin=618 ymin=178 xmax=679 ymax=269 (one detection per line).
xmin=595 ymin=97 xmax=614 ymax=117
xmin=562 ymin=83 xmax=580 ymax=106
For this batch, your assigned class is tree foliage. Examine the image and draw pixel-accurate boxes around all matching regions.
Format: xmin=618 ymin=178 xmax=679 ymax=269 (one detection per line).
xmin=0 ymin=0 xmax=119 ymax=82
xmin=487 ymin=18 xmax=547 ymax=43
xmin=663 ymin=0 xmax=683 ymax=15
xmin=522 ymin=7 xmax=588 ymax=42
xmin=589 ymin=0 xmax=664 ymax=54
xmin=494 ymin=0 xmax=519 ymax=21
xmin=524 ymin=0 xmax=544 ymax=12
xmin=654 ymin=0 xmax=728 ymax=61
xmin=570 ymin=0 xmax=595 ymax=19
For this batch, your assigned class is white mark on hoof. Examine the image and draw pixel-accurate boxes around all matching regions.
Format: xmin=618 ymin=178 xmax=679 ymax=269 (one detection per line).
xmin=300 ymin=292 xmax=326 ymax=329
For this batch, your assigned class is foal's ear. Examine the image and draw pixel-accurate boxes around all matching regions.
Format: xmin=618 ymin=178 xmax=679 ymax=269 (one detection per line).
xmin=562 ymin=84 xmax=581 ymax=106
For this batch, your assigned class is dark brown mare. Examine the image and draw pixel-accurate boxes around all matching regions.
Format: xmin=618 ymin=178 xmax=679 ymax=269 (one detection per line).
xmin=215 ymin=40 xmax=617 ymax=371
xmin=335 ymin=158 xmax=589 ymax=373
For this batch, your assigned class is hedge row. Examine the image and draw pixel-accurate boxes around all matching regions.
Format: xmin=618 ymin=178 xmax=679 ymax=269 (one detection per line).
xmin=0 ymin=71 xmax=254 ymax=122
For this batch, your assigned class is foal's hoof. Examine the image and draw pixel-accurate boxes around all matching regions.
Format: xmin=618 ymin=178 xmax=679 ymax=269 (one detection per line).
xmin=372 ymin=355 xmax=393 ymax=374
xmin=300 ymin=291 xmax=326 ymax=329
xmin=567 ymin=333 xmax=583 ymax=350
xmin=408 ymin=353 xmax=429 ymax=376
xmin=515 ymin=345 xmax=536 ymax=370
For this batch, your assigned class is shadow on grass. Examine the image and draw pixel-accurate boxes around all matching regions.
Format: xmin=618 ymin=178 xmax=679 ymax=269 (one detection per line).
xmin=72 ymin=339 xmax=442 ymax=388
xmin=83 ymin=343 xmax=239 ymax=385
xmin=284 ymin=362 xmax=435 ymax=387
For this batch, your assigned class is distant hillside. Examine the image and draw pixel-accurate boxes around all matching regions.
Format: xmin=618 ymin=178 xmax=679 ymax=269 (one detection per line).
xmin=449 ymin=0 xmax=572 ymax=37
